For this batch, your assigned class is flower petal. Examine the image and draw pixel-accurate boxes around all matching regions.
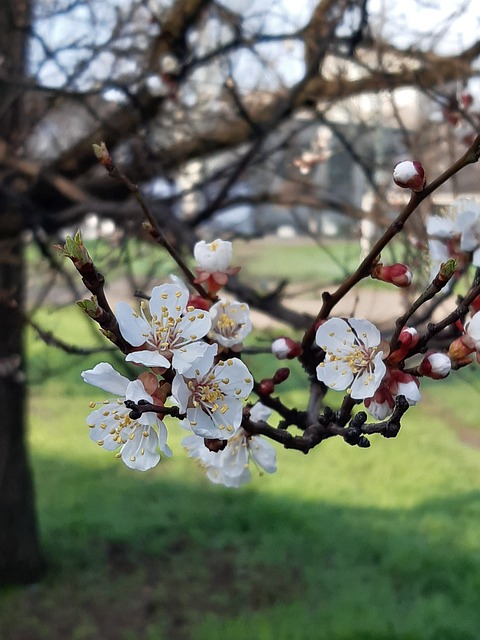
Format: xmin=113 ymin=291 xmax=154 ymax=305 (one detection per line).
xmin=171 ymin=340 xmax=211 ymax=375
xmin=249 ymin=436 xmax=277 ymax=474
xmin=214 ymin=358 xmax=254 ymax=400
xmin=186 ymin=406 xmax=225 ymax=439
xmin=82 ymin=362 xmax=129 ymax=395
xmin=121 ymin=427 xmax=160 ymax=471
xmin=349 ymin=318 xmax=381 ymax=349
xmin=171 ymin=373 xmax=191 ymax=413
xmin=315 ymin=318 xmax=353 ymax=355
xmin=125 ymin=350 xmax=171 ymax=368
xmin=316 ymin=357 xmax=354 ymax=391
xmin=149 ymin=282 xmax=188 ymax=320
xmin=116 ymin=301 xmax=151 ymax=347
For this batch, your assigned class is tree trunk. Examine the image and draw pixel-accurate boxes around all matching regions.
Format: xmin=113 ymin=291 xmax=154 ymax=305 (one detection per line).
xmin=0 ymin=0 xmax=45 ymax=585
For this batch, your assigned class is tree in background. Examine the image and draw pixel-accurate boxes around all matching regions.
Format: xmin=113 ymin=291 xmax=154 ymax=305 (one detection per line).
xmin=1 ymin=0 xmax=480 ymax=584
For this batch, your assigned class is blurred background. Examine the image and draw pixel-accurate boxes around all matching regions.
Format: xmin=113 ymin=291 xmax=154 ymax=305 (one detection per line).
xmin=1 ymin=0 xmax=480 ymax=638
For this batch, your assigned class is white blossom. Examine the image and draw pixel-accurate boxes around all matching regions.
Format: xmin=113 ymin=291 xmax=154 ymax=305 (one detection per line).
xmin=172 ymin=344 xmax=254 ymax=440
xmin=182 ymin=425 xmax=276 ymax=488
xmin=209 ymin=300 xmax=252 ymax=349
xmin=82 ymin=362 xmax=171 ymax=471
xmin=116 ymin=280 xmax=211 ymax=374
xmin=315 ymin=317 xmax=386 ymax=400
xmin=194 ymin=239 xmax=233 ymax=273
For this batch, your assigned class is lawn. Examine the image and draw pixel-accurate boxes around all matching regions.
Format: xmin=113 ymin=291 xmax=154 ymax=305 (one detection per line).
xmin=2 ymin=237 xmax=479 ymax=639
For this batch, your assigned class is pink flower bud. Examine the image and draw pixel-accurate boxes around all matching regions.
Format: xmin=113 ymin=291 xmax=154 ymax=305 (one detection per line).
xmin=364 ymin=383 xmax=395 ymax=420
xmin=387 ymin=327 xmax=419 ymax=364
xmin=393 ymin=161 xmax=426 ymax=192
xmin=372 ymin=263 xmax=412 ymax=288
xmin=271 ymin=337 xmax=303 ymax=359
xmin=389 ymin=370 xmax=421 ymax=406
xmin=418 ymin=352 xmax=451 ymax=379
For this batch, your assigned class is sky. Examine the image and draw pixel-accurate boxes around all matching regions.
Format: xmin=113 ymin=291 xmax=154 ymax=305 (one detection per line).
xmin=368 ymin=0 xmax=480 ymax=55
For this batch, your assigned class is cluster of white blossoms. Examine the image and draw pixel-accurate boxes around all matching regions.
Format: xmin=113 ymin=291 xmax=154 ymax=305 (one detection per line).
xmin=79 ymin=230 xmax=458 ymax=484
xmin=82 ymin=239 xmax=268 ymax=486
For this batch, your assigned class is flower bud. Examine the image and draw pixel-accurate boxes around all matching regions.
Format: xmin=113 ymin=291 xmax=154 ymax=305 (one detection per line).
xmin=389 ymin=369 xmax=421 ymax=406
xmin=372 ymin=263 xmax=412 ymax=288
xmin=448 ymin=337 xmax=474 ymax=365
xmin=77 ymin=296 xmax=101 ymax=319
xmin=418 ymin=352 xmax=451 ymax=379
xmin=92 ymin=141 xmax=113 ymax=169
xmin=387 ymin=327 xmax=419 ymax=365
xmin=57 ymin=230 xmax=93 ymax=268
xmin=272 ymin=367 xmax=290 ymax=384
xmin=393 ymin=161 xmax=426 ymax=192
xmin=435 ymin=259 xmax=457 ymax=285
xmin=271 ymin=337 xmax=303 ymax=359
xmin=257 ymin=378 xmax=275 ymax=395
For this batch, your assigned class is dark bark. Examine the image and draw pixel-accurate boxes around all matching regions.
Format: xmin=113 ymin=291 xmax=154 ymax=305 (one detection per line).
xmin=0 ymin=0 xmax=45 ymax=585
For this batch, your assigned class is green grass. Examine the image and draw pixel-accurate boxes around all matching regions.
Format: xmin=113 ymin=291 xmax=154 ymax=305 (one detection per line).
xmin=233 ymin=237 xmax=402 ymax=287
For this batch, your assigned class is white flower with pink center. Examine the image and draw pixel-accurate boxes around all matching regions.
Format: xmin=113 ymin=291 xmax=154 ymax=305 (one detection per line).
xmin=209 ymin=300 xmax=252 ymax=350
xmin=315 ymin=317 xmax=386 ymax=399
xmin=82 ymin=362 xmax=171 ymax=471
xmin=172 ymin=344 xmax=254 ymax=440
xmin=116 ymin=280 xmax=211 ymax=374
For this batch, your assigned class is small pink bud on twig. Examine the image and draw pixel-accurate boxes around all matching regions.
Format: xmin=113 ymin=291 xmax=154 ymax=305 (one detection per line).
xmin=393 ymin=161 xmax=426 ymax=192
xmin=418 ymin=352 xmax=451 ymax=379
xmin=371 ymin=263 xmax=412 ymax=288
xmin=271 ymin=337 xmax=303 ymax=359
xmin=387 ymin=327 xmax=419 ymax=365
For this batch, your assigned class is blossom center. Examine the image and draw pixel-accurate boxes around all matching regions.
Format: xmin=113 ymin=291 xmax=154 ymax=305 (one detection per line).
xmin=343 ymin=345 xmax=376 ymax=374
xmin=217 ymin=313 xmax=238 ymax=336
